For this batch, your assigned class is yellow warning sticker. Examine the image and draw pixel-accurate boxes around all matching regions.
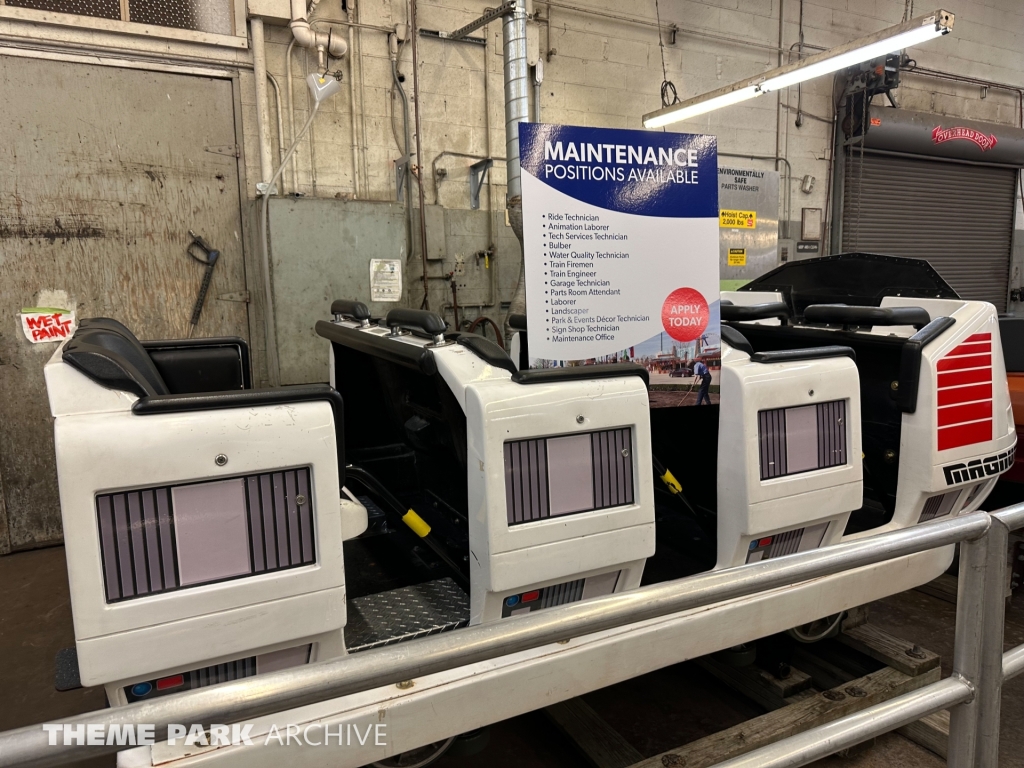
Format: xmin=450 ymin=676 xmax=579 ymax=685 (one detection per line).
xmin=720 ymin=210 xmax=757 ymax=228
xmin=727 ymin=248 xmax=747 ymax=266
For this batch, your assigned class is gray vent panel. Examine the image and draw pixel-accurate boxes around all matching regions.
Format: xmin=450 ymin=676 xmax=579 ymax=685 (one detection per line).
xmin=592 ymin=428 xmax=634 ymax=510
xmin=919 ymin=490 xmax=961 ymax=522
xmin=242 ymin=469 xmax=315 ymax=574
xmin=540 ymin=578 xmax=585 ymax=608
xmin=817 ymin=400 xmax=847 ymax=469
xmin=505 ymin=428 xmax=635 ymax=526
xmin=98 ymin=468 xmax=315 ymax=603
xmin=759 ymin=408 xmax=788 ymax=479
xmin=97 ymin=488 xmax=179 ymax=602
xmin=759 ymin=401 xmax=847 ymax=481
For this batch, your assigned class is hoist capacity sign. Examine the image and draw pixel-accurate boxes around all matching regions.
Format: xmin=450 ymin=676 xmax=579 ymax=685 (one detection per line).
xmin=719 ymin=209 xmax=757 ymax=228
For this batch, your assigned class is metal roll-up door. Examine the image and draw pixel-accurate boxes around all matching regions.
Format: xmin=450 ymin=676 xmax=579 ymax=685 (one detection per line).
xmin=842 ymin=150 xmax=1016 ymax=309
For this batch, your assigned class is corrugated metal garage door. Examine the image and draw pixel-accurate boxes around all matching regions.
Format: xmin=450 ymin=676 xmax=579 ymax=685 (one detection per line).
xmin=841 ymin=150 xmax=1015 ymax=310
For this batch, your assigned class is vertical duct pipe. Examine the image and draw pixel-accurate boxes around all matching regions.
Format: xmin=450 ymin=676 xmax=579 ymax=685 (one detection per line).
xmin=503 ymin=0 xmax=529 ymax=202
xmin=503 ymin=0 xmax=530 ymax=333
xmin=251 ymin=18 xmax=274 ymax=186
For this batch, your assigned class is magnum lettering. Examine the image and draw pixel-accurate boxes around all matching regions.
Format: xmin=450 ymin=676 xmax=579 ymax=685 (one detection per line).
xmin=942 ymin=446 xmax=1016 ymax=486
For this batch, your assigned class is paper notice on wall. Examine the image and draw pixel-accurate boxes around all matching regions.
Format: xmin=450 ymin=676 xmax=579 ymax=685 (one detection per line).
xmin=519 ymin=123 xmax=720 ymax=406
xmin=20 ymin=308 xmax=76 ymax=343
xmin=369 ymin=259 xmax=402 ymax=302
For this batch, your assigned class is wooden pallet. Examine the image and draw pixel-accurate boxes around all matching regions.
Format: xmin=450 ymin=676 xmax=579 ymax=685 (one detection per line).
xmin=543 ymin=612 xmax=950 ymax=768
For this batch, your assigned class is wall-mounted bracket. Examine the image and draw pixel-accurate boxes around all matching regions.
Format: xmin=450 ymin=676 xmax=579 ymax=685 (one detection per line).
xmin=205 ymin=144 xmax=240 ymax=158
xmin=470 ymin=158 xmax=494 ymax=210
xmin=217 ymin=291 xmax=251 ymax=303
xmin=418 ymin=29 xmax=487 ymax=46
xmin=447 ymin=1 xmax=515 ymax=40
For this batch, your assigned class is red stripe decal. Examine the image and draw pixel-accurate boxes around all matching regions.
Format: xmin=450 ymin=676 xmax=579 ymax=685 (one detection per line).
xmin=938 ymin=400 xmax=993 ymax=427
xmin=964 ymin=333 xmax=992 ymax=343
xmin=938 ymin=368 xmax=994 ymax=388
xmin=938 ymin=420 xmax=993 ymax=451
xmin=936 ymin=355 xmax=991 ymax=372
xmin=937 ymin=383 xmax=993 ymax=407
xmin=946 ymin=342 xmax=992 ymax=357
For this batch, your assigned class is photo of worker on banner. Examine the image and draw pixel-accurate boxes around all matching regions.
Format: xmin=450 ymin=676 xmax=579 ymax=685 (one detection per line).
xmin=519 ymin=123 xmax=721 ymax=407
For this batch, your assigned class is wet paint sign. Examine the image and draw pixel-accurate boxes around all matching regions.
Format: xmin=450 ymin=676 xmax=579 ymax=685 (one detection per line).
xmin=20 ymin=308 xmax=76 ymax=343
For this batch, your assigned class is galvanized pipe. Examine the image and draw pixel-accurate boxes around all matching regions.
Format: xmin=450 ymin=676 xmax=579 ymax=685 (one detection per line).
xmin=708 ymin=677 xmax=972 ymax=768
xmin=966 ymin=502 xmax=1024 ymax=766
xmin=501 ymin=0 xmax=530 ymax=334
xmin=502 ymin=0 xmax=529 ymax=201
xmin=249 ymin=18 xmax=274 ymax=185
xmin=948 ymin=530 xmax=991 ymax=766
xmin=0 ymin=514 xmax=986 ymax=768
xmin=1004 ymin=644 xmax=1024 ymax=681
xmin=266 ymin=74 xmax=287 ymax=169
xmin=992 ymin=501 xmax=1024 ymax=532
xmin=974 ymin=518 xmax=1009 ymax=768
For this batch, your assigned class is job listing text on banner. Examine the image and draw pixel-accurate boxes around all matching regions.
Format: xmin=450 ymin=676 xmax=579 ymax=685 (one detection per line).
xmin=519 ymin=123 xmax=721 ymax=406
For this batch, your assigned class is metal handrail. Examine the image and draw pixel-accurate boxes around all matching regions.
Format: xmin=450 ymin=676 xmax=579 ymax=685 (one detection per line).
xmin=1004 ymin=645 xmax=1024 ymax=681
xmin=712 ymin=677 xmax=974 ymax=768
xmin=0 ymin=513 xmax=989 ymax=767
xmin=706 ymin=500 xmax=1024 ymax=768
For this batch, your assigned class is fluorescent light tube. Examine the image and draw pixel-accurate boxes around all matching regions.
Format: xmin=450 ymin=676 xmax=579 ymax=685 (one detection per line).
xmin=641 ymin=10 xmax=953 ymax=130
xmin=757 ymin=23 xmax=948 ymax=93
xmin=644 ymin=86 xmax=759 ymax=128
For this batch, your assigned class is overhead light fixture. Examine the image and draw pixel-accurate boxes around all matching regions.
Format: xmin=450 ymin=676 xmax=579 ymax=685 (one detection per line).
xmin=643 ymin=9 xmax=954 ymax=129
xmin=644 ymin=85 xmax=760 ymax=128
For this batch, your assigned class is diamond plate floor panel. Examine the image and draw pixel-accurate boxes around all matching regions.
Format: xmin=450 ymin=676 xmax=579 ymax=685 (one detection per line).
xmin=345 ymin=578 xmax=470 ymax=653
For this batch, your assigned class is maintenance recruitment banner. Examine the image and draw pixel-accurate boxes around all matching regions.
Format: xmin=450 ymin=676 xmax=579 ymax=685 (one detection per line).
xmin=519 ymin=123 xmax=720 ymax=405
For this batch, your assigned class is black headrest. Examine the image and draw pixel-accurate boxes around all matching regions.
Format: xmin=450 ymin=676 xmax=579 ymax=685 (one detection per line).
xmin=721 ymin=325 xmax=754 ymax=356
xmin=330 ymin=300 xmax=370 ymax=322
xmin=63 ymin=319 xmax=169 ymax=397
xmin=721 ymin=302 xmax=790 ymax=324
xmin=456 ymin=333 xmax=517 ymax=374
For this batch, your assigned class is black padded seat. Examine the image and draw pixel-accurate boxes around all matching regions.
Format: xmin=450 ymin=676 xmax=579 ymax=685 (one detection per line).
xmin=63 ymin=321 xmax=170 ymax=398
xmin=69 ymin=318 xmax=252 ymax=396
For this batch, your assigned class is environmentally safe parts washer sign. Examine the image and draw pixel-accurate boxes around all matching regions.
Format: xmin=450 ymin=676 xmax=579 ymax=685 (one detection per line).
xmin=519 ymin=123 xmax=720 ymax=405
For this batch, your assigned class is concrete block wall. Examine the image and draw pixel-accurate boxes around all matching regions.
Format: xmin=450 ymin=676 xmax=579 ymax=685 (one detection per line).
xmin=3 ymin=0 xmax=1020 ymax=320
xmin=242 ymin=0 xmax=1022 ymax=238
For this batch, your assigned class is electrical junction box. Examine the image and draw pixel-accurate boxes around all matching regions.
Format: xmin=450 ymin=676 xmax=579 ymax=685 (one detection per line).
xmin=247 ymin=0 xmax=291 ymax=24
xmin=527 ymin=22 xmax=541 ymax=67
xmin=718 ymin=165 xmax=780 ymax=291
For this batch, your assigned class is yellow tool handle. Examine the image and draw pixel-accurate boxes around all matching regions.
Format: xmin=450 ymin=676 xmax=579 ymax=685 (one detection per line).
xmin=402 ymin=509 xmax=432 ymax=538
xmin=660 ymin=469 xmax=683 ymax=495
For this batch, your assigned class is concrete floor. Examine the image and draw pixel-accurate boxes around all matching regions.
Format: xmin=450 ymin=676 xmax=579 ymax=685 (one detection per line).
xmin=2 ymin=546 xmax=1023 ymax=767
